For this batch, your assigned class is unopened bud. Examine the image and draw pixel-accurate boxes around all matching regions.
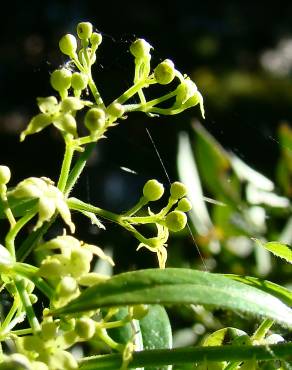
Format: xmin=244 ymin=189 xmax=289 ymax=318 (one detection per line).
xmin=84 ymin=108 xmax=106 ymax=133
xmin=77 ymin=22 xmax=93 ymax=40
xmin=71 ymin=72 xmax=88 ymax=90
xmin=143 ymin=179 xmax=164 ymax=201
xmin=165 ymin=210 xmax=187 ymax=232
xmin=59 ymin=34 xmax=77 ymax=56
xmin=106 ymin=103 xmax=124 ymax=118
xmin=0 ymin=166 xmax=11 ymax=185
xmin=170 ymin=182 xmax=187 ymax=200
xmin=90 ymin=32 xmax=102 ymax=47
xmin=50 ymin=68 xmax=72 ymax=92
xmin=75 ymin=317 xmax=96 ymax=340
xmin=154 ymin=59 xmax=175 ymax=85
xmin=130 ymin=39 xmax=152 ymax=59
xmin=176 ymin=198 xmax=192 ymax=212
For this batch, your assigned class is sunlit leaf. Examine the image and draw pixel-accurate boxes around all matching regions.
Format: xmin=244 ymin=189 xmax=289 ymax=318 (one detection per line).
xmin=225 ymin=274 xmax=292 ymax=306
xmin=51 ymin=268 xmax=292 ymax=328
xmin=253 ymin=239 xmax=292 ymax=264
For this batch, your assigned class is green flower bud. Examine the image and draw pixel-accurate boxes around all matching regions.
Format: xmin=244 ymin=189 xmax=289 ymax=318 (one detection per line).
xmin=84 ymin=108 xmax=106 ymax=133
xmin=106 ymin=103 xmax=124 ymax=118
xmin=50 ymin=68 xmax=72 ymax=92
xmin=60 ymin=97 xmax=84 ymax=112
xmin=75 ymin=317 xmax=96 ymax=339
xmin=132 ymin=304 xmax=149 ymax=320
xmin=130 ymin=39 xmax=152 ymax=59
xmin=62 ymin=330 xmax=78 ymax=347
xmin=59 ymin=34 xmax=77 ymax=56
xmin=57 ymin=276 xmax=78 ymax=297
xmin=77 ymin=22 xmax=93 ymax=40
xmin=165 ymin=210 xmax=187 ymax=232
xmin=70 ymin=249 xmax=92 ymax=277
xmin=38 ymin=257 xmax=65 ymax=278
xmin=9 ymin=177 xmax=46 ymax=199
xmin=170 ymin=181 xmax=188 ymax=200
xmin=29 ymin=293 xmax=38 ymax=304
xmin=175 ymin=79 xmax=197 ymax=105
xmin=71 ymin=72 xmax=88 ymax=90
xmin=176 ymin=198 xmax=192 ymax=212
xmin=90 ymin=32 xmax=102 ymax=47
xmin=143 ymin=179 xmax=164 ymax=201
xmin=55 ymin=113 xmax=77 ymax=137
xmin=0 ymin=166 xmax=11 ymax=185
xmin=41 ymin=321 xmax=58 ymax=341
xmin=154 ymin=59 xmax=175 ymax=85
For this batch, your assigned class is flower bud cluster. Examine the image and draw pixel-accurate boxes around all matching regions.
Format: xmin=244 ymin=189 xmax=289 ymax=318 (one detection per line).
xmin=17 ymin=316 xmax=80 ymax=370
xmin=8 ymin=177 xmax=75 ymax=232
xmin=37 ymin=235 xmax=114 ymax=307
xmin=59 ymin=22 xmax=102 ymax=67
xmin=141 ymin=180 xmax=190 ymax=233
xmin=127 ymin=180 xmax=191 ymax=268
xmin=20 ymin=94 xmax=89 ymax=141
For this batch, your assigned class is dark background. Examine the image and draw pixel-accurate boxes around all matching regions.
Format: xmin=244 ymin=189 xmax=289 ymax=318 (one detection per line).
xmin=1 ymin=1 xmax=292 ymax=269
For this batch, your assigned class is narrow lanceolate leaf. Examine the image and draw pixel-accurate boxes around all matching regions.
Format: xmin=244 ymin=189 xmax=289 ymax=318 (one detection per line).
xmin=78 ymin=343 xmax=292 ymax=369
xmin=224 ymin=274 xmax=292 ymax=307
xmin=254 ymin=238 xmax=292 ymax=264
xmin=51 ymin=268 xmax=292 ymax=328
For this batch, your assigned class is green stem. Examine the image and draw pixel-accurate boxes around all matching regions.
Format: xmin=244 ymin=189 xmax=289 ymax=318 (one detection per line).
xmin=121 ymin=215 xmax=160 ymax=224
xmin=0 ymin=297 xmax=20 ymax=335
xmin=67 ymin=197 xmax=122 ymax=223
xmin=15 ymin=277 xmax=40 ymax=333
xmin=252 ymin=318 xmax=274 ymax=341
xmin=5 ymin=208 xmax=16 ymax=227
xmin=79 ymin=343 xmax=292 ymax=369
xmin=57 ymin=140 xmax=75 ymax=192
xmin=95 ymin=328 xmax=123 ymax=351
xmin=5 ymin=210 xmax=37 ymax=261
xmin=115 ymin=79 xmax=154 ymax=105
xmin=98 ymin=319 xmax=129 ymax=330
xmin=88 ymin=75 xmax=105 ymax=108
xmin=64 ymin=143 xmax=96 ymax=197
xmin=13 ymin=262 xmax=54 ymax=299
xmin=123 ymin=196 xmax=148 ymax=216
xmin=10 ymin=328 xmax=33 ymax=336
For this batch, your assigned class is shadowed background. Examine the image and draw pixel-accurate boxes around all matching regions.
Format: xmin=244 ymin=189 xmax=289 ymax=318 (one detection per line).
xmin=1 ymin=1 xmax=292 ymax=259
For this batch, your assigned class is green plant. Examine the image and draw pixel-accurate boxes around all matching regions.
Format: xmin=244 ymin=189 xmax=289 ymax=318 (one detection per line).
xmin=0 ymin=21 xmax=291 ymax=370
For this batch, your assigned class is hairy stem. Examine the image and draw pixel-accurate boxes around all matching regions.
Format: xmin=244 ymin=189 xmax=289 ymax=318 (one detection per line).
xmin=79 ymin=342 xmax=292 ymax=369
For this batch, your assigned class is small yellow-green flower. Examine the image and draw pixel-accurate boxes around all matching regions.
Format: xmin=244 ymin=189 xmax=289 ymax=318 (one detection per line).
xmin=8 ymin=177 xmax=75 ymax=232
xmin=20 ymin=96 xmax=88 ymax=141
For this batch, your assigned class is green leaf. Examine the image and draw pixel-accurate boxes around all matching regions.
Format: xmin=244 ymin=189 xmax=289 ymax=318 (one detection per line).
xmin=224 ymin=274 xmax=292 ymax=306
xmin=0 ymin=196 xmax=38 ymax=219
xmin=202 ymin=327 xmax=246 ymax=347
xmin=192 ymin=122 xmax=240 ymax=203
xmin=253 ymin=239 xmax=292 ymax=264
xmin=139 ymin=305 xmax=172 ymax=370
xmin=52 ymin=268 xmax=292 ymax=328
